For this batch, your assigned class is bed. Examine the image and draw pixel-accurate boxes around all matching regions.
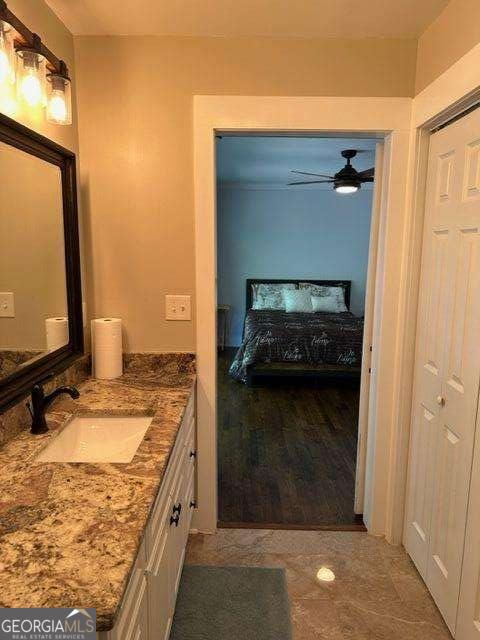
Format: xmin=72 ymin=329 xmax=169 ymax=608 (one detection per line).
xmin=229 ymin=279 xmax=364 ymax=385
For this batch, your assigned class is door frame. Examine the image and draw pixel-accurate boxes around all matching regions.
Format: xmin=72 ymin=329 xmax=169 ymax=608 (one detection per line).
xmin=354 ymin=141 xmax=384 ymax=515
xmin=193 ymin=95 xmax=412 ymax=538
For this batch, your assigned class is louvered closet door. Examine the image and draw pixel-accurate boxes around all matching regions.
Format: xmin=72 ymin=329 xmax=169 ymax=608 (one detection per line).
xmin=405 ymin=107 xmax=480 ymax=635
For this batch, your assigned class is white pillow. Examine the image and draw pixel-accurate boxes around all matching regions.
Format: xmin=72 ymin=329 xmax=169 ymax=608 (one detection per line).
xmin=283 ymin=289 xmax=313 ymax=313
xmin=251 ymin=283 xmax=295 ymax=310
xmin=311 ymin=293 xmax=348 ymax=313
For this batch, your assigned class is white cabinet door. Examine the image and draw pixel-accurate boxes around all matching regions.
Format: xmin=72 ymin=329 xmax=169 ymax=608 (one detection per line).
xmin=169 ymin=454 xmax=186 ymax=605
xmin=147 ymin=496 xmax=174 ymax=640
xmin=123 ymin=577 xmax=148 ymax=640
xmin=406 ymin=107 xmax=480 ymax=634
xmin=101 ymin=541 xmax=149 ymax=640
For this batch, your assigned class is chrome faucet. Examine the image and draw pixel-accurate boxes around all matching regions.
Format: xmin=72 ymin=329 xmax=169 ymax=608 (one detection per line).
xmin=28 ymin=383 xmax=80 ymax=435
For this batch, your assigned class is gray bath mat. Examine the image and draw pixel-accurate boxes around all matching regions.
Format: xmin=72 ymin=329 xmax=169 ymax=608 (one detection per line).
xmin=170 ymin=565 xmax=293 ymax=640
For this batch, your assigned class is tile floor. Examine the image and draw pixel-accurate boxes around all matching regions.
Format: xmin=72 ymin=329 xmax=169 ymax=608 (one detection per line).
xmin=185 ymin=528 xmax=452 ymax=639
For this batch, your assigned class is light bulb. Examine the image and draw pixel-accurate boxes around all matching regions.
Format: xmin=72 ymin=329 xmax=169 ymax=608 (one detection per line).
xmin=47 ymin=71 xmax=72 ymax=125
xmin=0 ymin=23 xmax=14 ymax=86
xmin=20 ymin=70 xmax=42 ymax=107
xmin=335 ymin=185 xmax=359 ymax=194
xmin=0 ymin=49 xmax=10 ymax=83
xmin=47 ymin=90 xmax=67 ymax=123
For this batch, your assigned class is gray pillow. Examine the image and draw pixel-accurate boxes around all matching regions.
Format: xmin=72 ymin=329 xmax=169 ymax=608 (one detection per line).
xmin=311 ymin=293 xmax=347 ymax=313
xmin=300 ymin=283 xmax=347 ymax=306
xmin=251 ymin=283 xmax=296 ymax=310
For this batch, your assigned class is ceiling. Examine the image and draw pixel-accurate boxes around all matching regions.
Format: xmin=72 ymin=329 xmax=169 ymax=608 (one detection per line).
xmin=45 ymin=0 xmax=449 ymax=38
xmin=216 ymin=136 xmax=379 ymax=190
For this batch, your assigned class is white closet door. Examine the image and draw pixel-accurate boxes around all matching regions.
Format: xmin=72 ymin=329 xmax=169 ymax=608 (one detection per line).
xmin=405 ymin=106 xmax=480 ymax=634
xmin=453 ymin=112 xmax=480 ymax=640
xmin=405 ymin=125 xmax=453 ymax=578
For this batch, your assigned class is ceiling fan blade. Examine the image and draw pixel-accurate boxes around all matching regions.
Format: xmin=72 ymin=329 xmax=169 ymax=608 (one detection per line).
xmin=358 ymin=167 xmax=375 ymax=179
xmin=288 ymin=179 xmax=334 ymax=185
xmin=291 ymin=170 xmax=334 ymax=179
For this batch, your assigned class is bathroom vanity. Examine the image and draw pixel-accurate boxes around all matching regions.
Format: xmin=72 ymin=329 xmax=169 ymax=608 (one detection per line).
xmin=0 ymin=356 xmax=196 ymax=638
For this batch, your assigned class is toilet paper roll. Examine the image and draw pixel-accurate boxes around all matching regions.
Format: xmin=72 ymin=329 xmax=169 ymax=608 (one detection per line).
xmin=45 ymin=317 xmax=69 ymax=351
xmin=91 ymin=318 xmax=123 ymax=379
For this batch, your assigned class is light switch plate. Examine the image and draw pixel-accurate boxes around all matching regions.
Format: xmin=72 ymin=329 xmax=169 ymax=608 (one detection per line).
xmin=0 ymin=292 xmax=14 ymax=318
xmin=166 ymin=295 xmax=191 ymax=321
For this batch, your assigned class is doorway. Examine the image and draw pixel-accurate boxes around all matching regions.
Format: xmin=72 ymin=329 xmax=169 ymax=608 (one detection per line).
xmin=215 ymin=135 xmax=379 ymax=529
xmin=193 ymin=95 xmax=412 ymax=537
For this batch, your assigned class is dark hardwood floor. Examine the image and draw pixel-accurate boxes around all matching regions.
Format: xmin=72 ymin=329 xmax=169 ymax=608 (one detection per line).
xmin=217 ymin=348 xmax=365 ymax=530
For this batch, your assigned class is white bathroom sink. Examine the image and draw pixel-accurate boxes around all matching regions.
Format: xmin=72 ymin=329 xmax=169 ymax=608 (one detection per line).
xmin=36 ymin=415 xmax=153 ymax=463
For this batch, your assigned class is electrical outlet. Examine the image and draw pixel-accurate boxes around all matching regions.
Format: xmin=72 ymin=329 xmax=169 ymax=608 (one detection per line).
xmin=0 ymin=292 xmax=14 ymax=317
xmin=166 ymin=295 xmax=191 ymax=321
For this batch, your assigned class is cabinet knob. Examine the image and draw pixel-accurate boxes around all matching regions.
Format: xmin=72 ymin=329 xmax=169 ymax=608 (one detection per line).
xmin=436 ymin=395 xmax=445 ymax=406
xmin=172 ymin=503 xmax=182 ymax=515
xmin=170 ymin=514 xmax=180 ymax=527
xmin=190 ymin=500 xmax=196 ymax=508
xmin=190 ymin=450 xmax=197 ymax=459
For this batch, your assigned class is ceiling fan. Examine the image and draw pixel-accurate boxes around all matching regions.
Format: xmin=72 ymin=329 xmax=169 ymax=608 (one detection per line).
xmin=288 ymin=149 xmax=374 ymax=194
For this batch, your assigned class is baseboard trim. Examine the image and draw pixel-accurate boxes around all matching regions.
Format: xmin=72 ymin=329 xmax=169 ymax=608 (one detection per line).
xmin=217 ymin=521 xmax=367 ymax=532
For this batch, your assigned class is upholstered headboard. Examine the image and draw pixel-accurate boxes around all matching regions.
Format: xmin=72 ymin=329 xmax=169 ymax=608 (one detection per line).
xmin=245 ymin=279 xmax=351 ymax=311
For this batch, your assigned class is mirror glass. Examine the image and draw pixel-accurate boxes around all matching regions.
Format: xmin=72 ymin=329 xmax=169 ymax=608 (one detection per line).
xmin=0 ymin=140 xmax=68 ymax=380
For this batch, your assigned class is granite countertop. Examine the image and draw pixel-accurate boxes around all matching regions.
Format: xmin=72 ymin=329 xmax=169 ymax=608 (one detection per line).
xmin=0 ymin=354 xmax=195 ymax=631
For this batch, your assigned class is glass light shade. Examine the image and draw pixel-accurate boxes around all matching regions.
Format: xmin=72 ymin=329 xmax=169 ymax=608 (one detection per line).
xmin=335 ymin=184 xmax=359 ymax=194
xmin=16 ymin=49 xmax=46 ymax=108
xmin=0 ymin=21 xmax=15 ymax=87
xmin=46 ymin=73 xmax=71 ymax=125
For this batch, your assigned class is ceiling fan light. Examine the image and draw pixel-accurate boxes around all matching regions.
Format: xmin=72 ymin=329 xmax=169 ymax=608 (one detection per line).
xmin=335 ymin=183 xmax=360 ymax=194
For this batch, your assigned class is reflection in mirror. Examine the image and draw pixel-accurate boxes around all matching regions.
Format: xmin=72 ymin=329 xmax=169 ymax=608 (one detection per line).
xmin=0 ymin=140 xmax=68 ymax=380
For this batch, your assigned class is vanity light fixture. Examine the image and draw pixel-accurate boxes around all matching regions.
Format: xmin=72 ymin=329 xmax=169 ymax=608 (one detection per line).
xmin=0 ymin=19 xmax=15 ymax=86
xmin=46 ymin=61 xmax=71 ymax=125
xmin=0 ymin=1 xmax=72 ymax=125
xmin=16 ymin=39 xmax=46 ymax=108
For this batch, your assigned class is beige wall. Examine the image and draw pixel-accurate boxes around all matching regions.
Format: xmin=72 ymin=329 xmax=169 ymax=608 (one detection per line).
xmin=74 ymin=35 xmax=417 ymax=352
xmin=416 ymin=0 xmax=480 ymax=93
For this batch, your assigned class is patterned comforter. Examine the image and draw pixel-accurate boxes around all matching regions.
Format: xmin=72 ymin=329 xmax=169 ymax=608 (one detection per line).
xmin=229 ymin=309 xmax=364 ymax=383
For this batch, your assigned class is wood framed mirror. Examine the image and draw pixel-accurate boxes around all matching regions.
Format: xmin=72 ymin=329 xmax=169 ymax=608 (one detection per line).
xmin=0 ymin=113 xmax=83 ymax=411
